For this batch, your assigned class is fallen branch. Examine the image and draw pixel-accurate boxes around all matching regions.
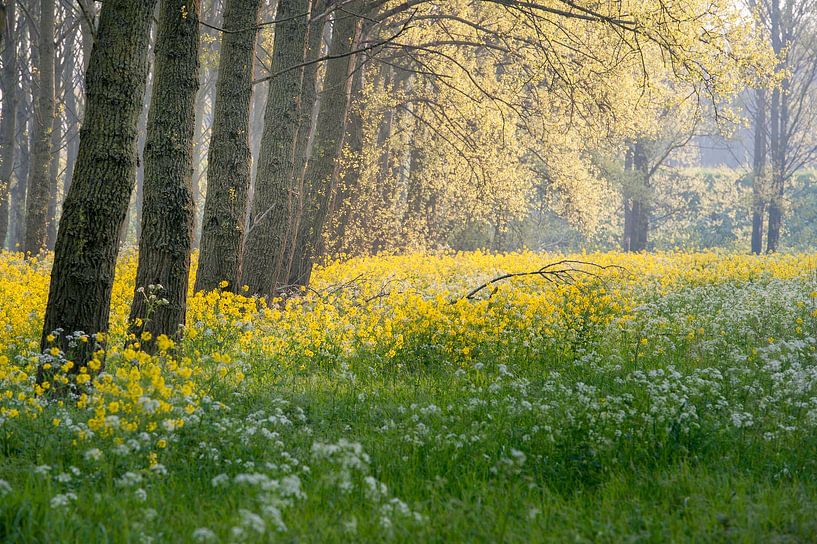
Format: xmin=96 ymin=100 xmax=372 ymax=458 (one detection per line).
xmin=454 ymin=259 xmax=628 ymax=303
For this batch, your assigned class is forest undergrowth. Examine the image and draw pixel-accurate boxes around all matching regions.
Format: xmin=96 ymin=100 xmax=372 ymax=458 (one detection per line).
xmin=1 ymin=250 xmax=817 ymax=542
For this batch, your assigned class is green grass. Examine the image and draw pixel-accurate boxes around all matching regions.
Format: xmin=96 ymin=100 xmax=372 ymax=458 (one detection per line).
xmin=3 ymin=275 xmax=817 ymax=542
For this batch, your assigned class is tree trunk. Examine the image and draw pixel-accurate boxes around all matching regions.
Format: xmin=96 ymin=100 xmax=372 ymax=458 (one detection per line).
xmin=45 ymin=93 xmax=61 ymax=250
xmin=40 ymin=0 xmax=158 ymax=369
xmin=368 ymin=64 xmax=404 ymax=255
xmin=287 ymin=6 xmax=360 ymax=287
xmin=751 ymin=88 xmax=767 ymax=255
xmin=78 ymin=0 xmax=95 ymax=73
xmin=0 ymin=0 xmax=16 ymax=248
xmin=766 ymin=89 xmax=781 ymax=252
xmin=129 ymin=19 xmax=158 ymax=246
xmin=621 ymin=140 xmax=649 ymax=252
xmin=331 ymin=59 xmax=366 ymax=253
xmin=400 ymin=118 xmax=428 ymax=249
xmin=191 ymin=87 xmax=207 ymax=248
xmin=46 ymin=14 xmax=67 ymax=253
xmin=765 ymin=0 xmax=783 ymax=253
xmin=766 ymin=80 xmax=788 ymax=252
xmin=11 ymin=16 xmax=33 ymax=250
xmin=248 ymin=0 xmax=275 ymax=190
xmin=241 ymin=0 xmax=310 ymax=296
xmin=191 ymin=53 xmax=212 ymax=249
xmin=62 ymin=48 xmax=78 ymax=198
xmin=195 ymin=0 xmax=261 ymax=293
xmin=62 ymin=0 xmax=95 ymax=199
xmin=132 ymin=105 xmax=147 ymax=244
xmin=23 ymin=0 xmax=56 ymax=255
xmin=492 ymin=217 xmax=507 ymax=252
xmin=129 ymin=0 xmax=200 ymax=351
xmin=282 ymin=5 xmax=324 ymax=282
xmin=10 ymin=87 xmax=30 ymax=250
xmin=191 ymin=0 xmax=222 ymax=249
xmin=0 ymin=3 xmax=6 ymax=52
xmin=630 ymin=200 xmax=649 ymax=252
xmin=622 ymin=200 xmax=632 ymax=252
xmin=621 ymin=142 xmax=633 ymax=252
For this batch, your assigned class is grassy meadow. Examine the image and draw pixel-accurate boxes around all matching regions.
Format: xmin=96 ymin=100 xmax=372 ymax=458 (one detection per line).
xmin=1 ymin=251 xmax=817 ymax=542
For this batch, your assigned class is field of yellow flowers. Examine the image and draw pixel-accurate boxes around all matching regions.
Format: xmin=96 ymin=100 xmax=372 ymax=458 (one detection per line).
xmin=2 ymin=250 xmax=817 ymax=542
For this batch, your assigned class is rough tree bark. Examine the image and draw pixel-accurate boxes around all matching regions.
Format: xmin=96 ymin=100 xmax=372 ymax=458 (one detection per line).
xmin=129 ymin=0 xmax=200 ymax=351
xmin=195 ymin=0 xmax=261 ymax=292
xmin=282 ymin=5 xmax=325 ymax=282
xmin=0 ymin=0 xmax=16 ymax=247
xmin=23 ymin=0 xmax=56 ymax=255
xmin=40 ymin=0 xmax=158 ymax=366
xmin=287 ymin=5 xmax=360 ymax=287
xmin=241 ymin=0 xmax=310 ymax=296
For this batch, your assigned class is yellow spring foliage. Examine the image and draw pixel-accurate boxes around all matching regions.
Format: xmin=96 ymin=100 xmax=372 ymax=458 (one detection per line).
xmin=329 ymin=0 xmax=776 ymax=254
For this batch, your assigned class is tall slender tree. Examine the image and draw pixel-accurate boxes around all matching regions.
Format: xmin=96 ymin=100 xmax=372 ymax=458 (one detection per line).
xmin=128 ymin=19 xmax=158 ymax=247
xmin=0 ymin=0 xmax=16 ymax=247
xmin=282 ymin=5 xmax=324 ymax=281
xmin=0 ymin=2 xmax=5 ymax=52
xmin=10 ymin=55 xmax=31 ymax=249
xmin=750 ymin=88 xmax=767 ymax=255
xmin=748 ymin=0 xmax=817 ymax=252
xmin=621 ymin=141 xmax=650 ymax=252
xmin=40 ymin=0 xmax=158 ymax=366
xmin=191 ymin=0 xmax=221 ymax=248
xmin=195 ymin=0 xmax=262 ymax=292
xmin=129 ymin=0 xmax=200 ymax=350
xmin=329 ymin=62 xmax=366 ymax=248
xmin=249 ymin=0 xmax=275 ymax=188
xmin=23 ymin=0 xmax=56 ymax=255
xmin=287 ymin=5 xmax=360 ymax=287
xmin=241 ymin=0 xmax=310 ymax=296
xmin=62 ymin=0 xmax=96 ymax=199
xmin=766 ymin=0 xmax=783 ymax=252
xmin=45 ymin=90 xmax=60 ymax=249
xmin=46 ymin=7 xmax=68 ymax=251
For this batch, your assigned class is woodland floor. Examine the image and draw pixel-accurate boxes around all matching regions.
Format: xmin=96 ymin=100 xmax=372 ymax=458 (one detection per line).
xmin=1 ymin=251 xmax=817 ymax=542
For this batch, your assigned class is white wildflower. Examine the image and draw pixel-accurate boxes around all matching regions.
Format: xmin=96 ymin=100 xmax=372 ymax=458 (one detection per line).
xmin=191 ymin=528 xmax=218 ymax=543
xmin=238 ymin=509 xmax=266 ymax=534
xmin=50 ymin=492 xmax=77 ymax=508
xmin=211 ymin=473 xmax=230 ymax=487
xmin=116 ymin=472 xmax=144 ymax=487
xmin=84 ymin=448 xmax=103 ymax=461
